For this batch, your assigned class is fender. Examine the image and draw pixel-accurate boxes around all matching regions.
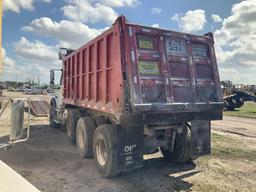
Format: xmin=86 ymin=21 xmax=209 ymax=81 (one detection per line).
xmin=50 ymin=96 xmax=57 ymax=108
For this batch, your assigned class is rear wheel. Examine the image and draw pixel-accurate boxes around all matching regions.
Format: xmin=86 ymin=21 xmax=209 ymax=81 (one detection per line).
xmin=93 ymin=124 xmax=118 ymax=177
xmin=161 ymin=124 xmax=191 ymax=163
xmin=66 ymin=109 xmax=80 ymax=145
xmin=76 ymin=117 xmax=96 ymax=158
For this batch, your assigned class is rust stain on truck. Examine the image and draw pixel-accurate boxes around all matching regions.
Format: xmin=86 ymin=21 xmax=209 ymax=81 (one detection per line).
xmin=50 ymin=16 xmax=223 ymax=177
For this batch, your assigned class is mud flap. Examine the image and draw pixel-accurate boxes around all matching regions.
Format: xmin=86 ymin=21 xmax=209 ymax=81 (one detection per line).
xmin=191 ymin=120 xmax=211 ymax=159
xmin=116 ymin=125 xmax=144 ymax=173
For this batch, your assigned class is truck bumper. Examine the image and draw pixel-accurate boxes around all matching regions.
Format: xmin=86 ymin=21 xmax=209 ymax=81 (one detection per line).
xmin=132 ymin=102 xmax=224 ymax=113
xmin=120 ymin=110 xmax=222 ymax=127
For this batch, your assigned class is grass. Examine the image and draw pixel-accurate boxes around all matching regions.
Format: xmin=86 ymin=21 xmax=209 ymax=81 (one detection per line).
xmin=224 ymin=101 xmax=256 ymax=118
xmin=211 ymin=133 xmax=256 ymax=161
xmin=193 ymin=133 xmax=256 ymax=192
xmin=192 ymin=182 xmax=225 ymax=192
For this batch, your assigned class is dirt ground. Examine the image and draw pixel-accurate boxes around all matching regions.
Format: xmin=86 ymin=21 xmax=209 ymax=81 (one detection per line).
xmin=0 ymin=91 xmax=256 ymax=192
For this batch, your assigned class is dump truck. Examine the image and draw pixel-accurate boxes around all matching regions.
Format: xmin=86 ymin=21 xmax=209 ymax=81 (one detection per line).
xmin=49 ymin=16 xmax=223 ymax=177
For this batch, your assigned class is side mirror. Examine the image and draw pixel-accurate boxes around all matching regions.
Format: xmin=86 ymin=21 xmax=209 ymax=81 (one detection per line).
xmin=50 ymin=70 xmax=55 ymax=87
xmin=59 ymin=48 xmax=74 ymax=60
xmin=60 ymin=69 xmax=63 ymax=86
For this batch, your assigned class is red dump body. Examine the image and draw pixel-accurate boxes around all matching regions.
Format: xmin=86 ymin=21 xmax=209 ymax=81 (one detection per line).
xmin=62 ymin=16 xmax=223 ymax=119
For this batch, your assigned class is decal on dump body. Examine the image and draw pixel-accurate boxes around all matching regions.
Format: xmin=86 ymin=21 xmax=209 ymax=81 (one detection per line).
xmin=138 ymin=61 xmax=160 ymax=75
xmin=192 ymin=44 xmax=208 ymax=58
xmin=137 ymin=35 xmax=154 ymax=49
xmin=166 ymin=38 xmax=187 ymax=56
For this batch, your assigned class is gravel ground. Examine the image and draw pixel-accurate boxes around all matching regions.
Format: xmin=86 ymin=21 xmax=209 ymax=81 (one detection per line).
xmin=0 ymin=91 xmax=256 ymax=192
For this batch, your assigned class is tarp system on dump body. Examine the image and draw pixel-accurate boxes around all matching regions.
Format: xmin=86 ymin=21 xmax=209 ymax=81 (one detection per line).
xmin=62 ymin=16 xmax=223 ymax=120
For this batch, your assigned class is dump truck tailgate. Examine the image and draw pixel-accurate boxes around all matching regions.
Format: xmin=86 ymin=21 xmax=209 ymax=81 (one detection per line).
xmin=126 ymin=24 xmax=223 ymax=113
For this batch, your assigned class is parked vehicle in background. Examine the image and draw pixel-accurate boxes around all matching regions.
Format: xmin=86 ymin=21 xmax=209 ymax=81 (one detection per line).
xmin=28 ymin=87 xmax=42 ymax=95
xmin=7 ymin=87 xmax=16 ymax=92
xmin=22 ymin=86 xmax=46 ymax=95
xmin=49 ymin=16 xmax=223 ymax=177
xmin=23 ymin=88 xmax=31 ymax=94
xmin=16 ymin=87 xmax=24 ymax=92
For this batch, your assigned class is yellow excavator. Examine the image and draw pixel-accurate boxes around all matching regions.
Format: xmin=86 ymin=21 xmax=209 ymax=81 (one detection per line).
xmin=221 ymin=80 xmax=256 ymax=110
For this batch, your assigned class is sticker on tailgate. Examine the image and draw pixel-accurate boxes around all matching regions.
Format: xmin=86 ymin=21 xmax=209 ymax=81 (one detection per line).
xmin=192 ymin=45 xmax=208 ymax=57
xmin=137 ymin=35 xmax=154 ymax=49
xmin=138 ymin=61 xmax=159 ymax=75
xmin=166 ymin=38 xmax=186 ymax=56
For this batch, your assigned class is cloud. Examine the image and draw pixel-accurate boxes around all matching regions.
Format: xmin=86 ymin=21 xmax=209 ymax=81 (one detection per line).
xmin=2 ymin=48 xmax=15 ymax=69
xmin=0 ymin=39 xmax=60 ymax=83
xmin=0 ymin=47 xmax=28 ymax=81
xmin=152 ymin=23 xmax=160 ymax=28
xmin=61 ymin=0 xmax=118 ymax=24
xmin=15 ymin=37 xmax=58 ymax=63
xmin=152 ymin=8 xmax=162 ymax=14
xmin=98 ymin=0 xmax=140 ymax=7
xmin=3 ymin=0 xmax=51 ymax=13
xmin=3 ymin=0 xmax=34 ymax=13
xmin=211 ymin=14 xmax=222 ymax=23
xmin=22 ymin=17 xmax=108 ymax=49
xmin=171 ymin=9 xmax=206 ymax=33
xmin=1 ymin=48 xmax=18 ymax=79
xmin=214 ymin=0 xmax=256 ymax=84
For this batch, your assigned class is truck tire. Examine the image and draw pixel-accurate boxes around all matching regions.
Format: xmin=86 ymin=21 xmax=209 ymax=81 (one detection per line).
xmin=94 ymin=116 xmax=108 ymax=127
xmin=49 ymin=102 xmax=60 ymax=129
xmin=66 ymin=109 xmax=80 ymax=145
xmin=161 ymin=124 xmax=191 ymax=163
xmin=93 ymin=124 xmax=118 ymax=177
xmin=76 ymin=117 xmax=96 ymax=158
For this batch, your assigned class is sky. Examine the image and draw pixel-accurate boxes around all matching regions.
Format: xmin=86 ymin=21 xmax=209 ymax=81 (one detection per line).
xmin=1 ymin=0 xmax=256 ymax=84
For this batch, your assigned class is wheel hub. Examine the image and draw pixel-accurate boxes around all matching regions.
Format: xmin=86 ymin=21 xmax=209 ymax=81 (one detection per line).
xmin=96 ymin=135 xmax=107 ymax=166
xmin=77 ymin=126 xmax=85 ymax=149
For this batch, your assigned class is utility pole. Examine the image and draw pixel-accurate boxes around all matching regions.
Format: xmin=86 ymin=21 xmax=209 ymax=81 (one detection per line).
xmin=38 ymin=75 xmax=40 ymax=85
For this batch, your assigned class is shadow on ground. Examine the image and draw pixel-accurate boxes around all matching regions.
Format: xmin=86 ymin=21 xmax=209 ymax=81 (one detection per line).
xmin=0 ymin=124 xmax=198 ymax=192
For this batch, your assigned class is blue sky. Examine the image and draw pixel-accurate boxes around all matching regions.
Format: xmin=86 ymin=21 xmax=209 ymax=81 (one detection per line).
xmin=1 ymin=0 xmax=256 ymax=84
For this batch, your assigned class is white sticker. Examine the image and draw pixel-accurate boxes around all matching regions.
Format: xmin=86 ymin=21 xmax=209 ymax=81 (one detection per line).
xmin=128 ymin=26 xmax=133 ymax=36
xmin=134 ymin=76 xmax=137 ymax=84
xmin=124 ymin=144 xmax=136 ymax=153
xmin=131 ymin=50 xmax=135 ymax=62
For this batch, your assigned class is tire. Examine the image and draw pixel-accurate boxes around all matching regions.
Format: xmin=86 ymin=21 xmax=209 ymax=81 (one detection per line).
xmin=76 ymin=117 xmax=96 ymax=158
xmin=66 ymin=109 xmax=80 ymax=145
xmin=94 ymin=116 xmax=108 ymax=127
xmin=93 ymin=124 xmax=119 ymax=177
xmin=161 ymin=124 xmax=191 ymax=163
xmin=49 ymin=103 xmax=60 ymax=129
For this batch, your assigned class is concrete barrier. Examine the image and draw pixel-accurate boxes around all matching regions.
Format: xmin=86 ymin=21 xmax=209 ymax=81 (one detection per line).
xmin=0 ymin=160 xmax=40 ymax=192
